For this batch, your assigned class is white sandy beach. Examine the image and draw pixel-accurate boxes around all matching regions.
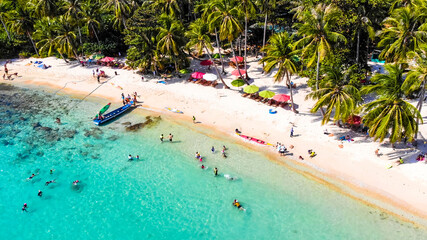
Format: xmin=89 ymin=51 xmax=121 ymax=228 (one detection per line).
xmin=2 ymin=56 xmax=427 ymax=225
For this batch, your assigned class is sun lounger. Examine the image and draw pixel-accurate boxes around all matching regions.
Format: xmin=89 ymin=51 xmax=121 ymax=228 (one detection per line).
xmin=211 ymin=80 xmax=218 ymax=88
xmin=256 ymin=97 xmax=264 ymax=102
xmin=241 ymin=93 xmax=249 ymax=97
xmin=273 ymin=101 xmax=281 ymax=107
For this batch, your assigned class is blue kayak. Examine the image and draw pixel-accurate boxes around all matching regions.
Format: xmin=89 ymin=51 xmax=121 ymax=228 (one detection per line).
xmin=93 ymin=102 xmax=133 ymax=125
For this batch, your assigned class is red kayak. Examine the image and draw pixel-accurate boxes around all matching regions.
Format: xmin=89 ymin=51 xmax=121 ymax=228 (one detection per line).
xmin=238 ymin=134 xmax=268 ymax=145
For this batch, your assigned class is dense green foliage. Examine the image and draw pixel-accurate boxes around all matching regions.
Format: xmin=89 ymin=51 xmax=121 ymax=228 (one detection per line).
xmin=0 ymin=0 xmax=425 ymax=143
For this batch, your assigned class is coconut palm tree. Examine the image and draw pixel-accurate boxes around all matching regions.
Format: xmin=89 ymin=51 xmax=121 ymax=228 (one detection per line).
xmin=34 ymin=18 xmax=64 ymax=61
xmin=0 ymin=1 xmax=12 ymax=41
xmin=55 ymin=15 xmax=79 ymax=60
xmin=354 ymin=5 xmax=375 ymax=64
xmin=28 ymin=0 xmax=58 ymax=17
xmin=62 ymin=0 xmax=83 ymax=45
xmin=293 ymin=3 xmax=346 ymax=90
xmin=8 ymin=4 xmax=39 ymax=56
xmin=259 ymin=32 xmax=298 ymax=112
xmin=208 ymin=0 xmax=245 ymax=81
xmin=239 ymin=0 xmax=256 ymax=79
xmin=81 ymin=1 xmax=102 ymax=46
xmin=306 ymin=66 xmax=362 ymax=124
xmin=360 ymin=63 xmax=422 ymax=143
xmin=260 ymin=0 xmax=276 ymax=70
xmin=186 ymin=18 xmax=229 ymax=89
xmin=196 ymin=1 xmax=226 ymax=74
xmin=156 ymin=14 xmax=186 ymax=73
xmin=402 ymin=57 xmax=427 ymax=138
xmin=152 ymin=0 xmax=181 ymax=19
xmin=377 ymin=5 xmax=427 ymax=63
xmin=103 ymin=0 xmax=132 ymax=30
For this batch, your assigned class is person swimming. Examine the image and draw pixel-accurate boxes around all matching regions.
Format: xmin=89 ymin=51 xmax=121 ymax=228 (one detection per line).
xmin=128 ymin=154 xmax=133 ymax=161
xmin=50 ymin=169 xmax=54 ymax=174
xmin=73 ymin=180 xmax=80 ymax=185
xmin=38 ymin=190 xmax=42 ymax=197
xmin=45 ymin=179 xmax=56 ymax=186
xmin=195 ymin=152 xmax=201 ymax=159
xmin=201 ymin=165 xmax=205 ymax=169
xmin=22 ymin=203 xmax=28 ymax=212
xmin=224 ymin=174 xmax=235 ymax=181
xmin=136 ymin=155 xmax=140 ymax=160
xmin=214 ymin=167 xmax=218 ymax=176
xmin=199 ymin=157 xmax=203 ymax=162
xmin=28 ymin=173 xmax=36 ymax=180
xmin=233 ymin=199 xmax=245 ymax=211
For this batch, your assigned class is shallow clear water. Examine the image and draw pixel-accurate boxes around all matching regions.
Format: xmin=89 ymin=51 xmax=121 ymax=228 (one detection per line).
xmin=0 ymin=84 xmax=426 ymax=239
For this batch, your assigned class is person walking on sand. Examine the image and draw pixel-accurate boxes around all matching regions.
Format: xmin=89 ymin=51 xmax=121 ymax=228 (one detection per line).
xmin=290 ymin=127 xmax=294 ymax=138
xmin=97 ymin=74 xmax=100 ymax=83
xmin=192 ymin=116 xmax=196 ymax=123
xmin=168 ymin=133 xmax=173 ymax=142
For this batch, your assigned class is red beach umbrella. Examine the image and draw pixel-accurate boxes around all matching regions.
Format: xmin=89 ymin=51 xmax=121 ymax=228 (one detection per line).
xmin=230 ymin=56 xmax=244 ymax=63
xmin=100 ymin=56 xmax=115 ymax=62
xmin=231 ymin=69 xmax=246 ymax=76
xmin=273 ymin=94 xmax=290 ymax=102
xmin=191 ymin=72 xmax=205 ymax=79
xmin=347 ymin=115 xmax=361 ymax=125
xmin=200 ymin=60 xmax=213 ymax=66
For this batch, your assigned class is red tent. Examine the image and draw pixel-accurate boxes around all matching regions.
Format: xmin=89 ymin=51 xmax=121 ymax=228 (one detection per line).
xmin=100 ymin=57 xmax=115 ymax=62
xmin=273 ymin=94 xmax=290 ymax=102
xmin=230 ymin=56 xmax=244 ymax=63
xmin=232 ymin=69 xmax=246 ymax=76
xmin=200 ymin=60 xmax=213 ymax=66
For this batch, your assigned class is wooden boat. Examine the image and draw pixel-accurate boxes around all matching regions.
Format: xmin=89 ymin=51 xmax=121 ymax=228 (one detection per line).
xmin=93 ymin=102 xmax=133 ymax=125
xmin=237 ymin=133 xmax=270 ymax=146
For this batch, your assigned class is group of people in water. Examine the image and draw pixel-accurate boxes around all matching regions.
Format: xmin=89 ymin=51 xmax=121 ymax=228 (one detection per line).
xmin=128 ymin=154 xmax=140 ymax=161
xmin=160 ymin=133 xmax=173 ymax=142
xmin=23 ymin=169 xmax=80 ymax=212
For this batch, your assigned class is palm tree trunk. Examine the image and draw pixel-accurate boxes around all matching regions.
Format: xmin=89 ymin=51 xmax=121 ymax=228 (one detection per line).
xmin=58 ymin=50 xmax=69 ymax=63
xmin=262 ymin=13 xmax=268 ymax=71
xmin=356 ymin=28 xmax=360 ymax=63
xmin=174 ymin=59 xmax=178 ymax=73
xmin=122 ymin=17 xmax=128 ymax=29
xmin=78 ymin=26 xmax=82 ymax=45
xmin=0 ymin=16 xmax=11 ymax=41
xmin=316 ymin=50 xmax=320 ymax=90
xmin=204 ymin=45 xmax=229 ymax=89
xmin=415 ymin=79 xmax=425 ymax=138
xmin=230 ymin=41 xmax=247 ymax=84
xmin=27 ymin=32 xmax=40 ymax=57
xmin=215 ymin=28 xmax=225 ymax=74
xmin=237 ymin=37 xmax=241 ymax=56
xmin=286 ymin=71 xmax=296 ymax=113
xmin=91 ymin=24 xmax=100 ymax=46
xmin=244 ymin=14 xmax=249 ymax=79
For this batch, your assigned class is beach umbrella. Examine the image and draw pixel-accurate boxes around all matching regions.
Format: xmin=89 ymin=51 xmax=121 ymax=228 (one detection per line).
xmin=191 ymin=72 xmax=205 ymax=79
xmin=200 ymin=60 xmax=213 ymax=66
xmin=92 ymin=54 xmax=104 ymax=60
xmin=244 ymin=85 xmax=259 ymax=94
xmin=203 ymin=73 xmax=218 ymax=81
xmin=232 ymin=69 xmax=246 ymax=76
xmin=347 ymin=115 xmax=361 ymax=125
xmin=100 ymin=56 xmax=115 ymax=62
xmin=179 ymin=69 xmax=192 ymax=74
xmin=231 ymin=79 xmax=245 ymax=87
xmin=212 ymin=53 xmax=220 ymax=59
xmin=230 ymin=56 xmax=244 ymax=63
xmin=259 ymin=90 xmax=275 ymax=99
xmin=273 ymin=94 xmax=290 ymax=102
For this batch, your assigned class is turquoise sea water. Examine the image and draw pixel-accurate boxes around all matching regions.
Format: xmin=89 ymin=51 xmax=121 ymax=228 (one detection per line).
xmin=0 ymin=84 xmax=426 ymax=239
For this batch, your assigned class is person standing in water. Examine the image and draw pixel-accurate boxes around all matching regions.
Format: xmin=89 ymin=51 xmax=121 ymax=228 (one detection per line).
xmin=22 ymin=203 xmax=28 ymax=212
xmin=214 ymin=167 xmax=218 ymax=176
xmin=160 ymin=134 xmax=164 ymax=142
xmin=38 ymin=190 xmax=43 ymax=197
xmin=168 ymin=133 xmax=173 ymax=142
xmin=211 ymin=146 xmax=215 ymax=153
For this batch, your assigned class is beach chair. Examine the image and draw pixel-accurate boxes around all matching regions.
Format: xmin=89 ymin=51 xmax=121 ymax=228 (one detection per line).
xmin=241 ymin=93 xmax=249 ymax=98
xmin=211 ymin=81 xmax=218 ymax=88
